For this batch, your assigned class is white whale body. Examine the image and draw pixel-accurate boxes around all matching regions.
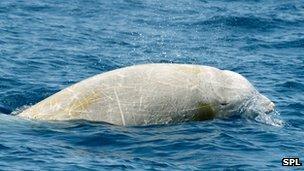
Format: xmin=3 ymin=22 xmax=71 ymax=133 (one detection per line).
xmin=18 ymin=63 xmax=275 ymax=126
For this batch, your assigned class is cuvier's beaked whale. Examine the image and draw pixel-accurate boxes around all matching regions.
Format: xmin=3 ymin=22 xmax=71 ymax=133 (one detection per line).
xmin=18 ymin=63 xmax=275 ymax=126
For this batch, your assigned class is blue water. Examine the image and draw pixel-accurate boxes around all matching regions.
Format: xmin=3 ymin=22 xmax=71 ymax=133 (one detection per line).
xmin=0 ymin=0 xmax=303 ymax=170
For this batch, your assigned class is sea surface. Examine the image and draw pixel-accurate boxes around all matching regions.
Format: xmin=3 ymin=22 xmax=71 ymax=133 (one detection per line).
xmin=0 ymin=0 xmax=303 ymax=170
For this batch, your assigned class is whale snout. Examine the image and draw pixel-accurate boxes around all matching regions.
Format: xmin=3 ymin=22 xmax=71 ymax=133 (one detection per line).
xmin=258 ymin=94 xmax=275 ymax=114
xmin=265 ymin=101 xmax=275 ymax=114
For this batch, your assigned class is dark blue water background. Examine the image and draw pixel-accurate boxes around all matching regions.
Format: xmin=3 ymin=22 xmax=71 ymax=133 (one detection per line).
xmin=0 ymin=0 xmax=303 ymax=170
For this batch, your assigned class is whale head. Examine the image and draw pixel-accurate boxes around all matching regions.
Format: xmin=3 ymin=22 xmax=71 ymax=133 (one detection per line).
xmin=208 ymin=70 xmax=275 ymax=118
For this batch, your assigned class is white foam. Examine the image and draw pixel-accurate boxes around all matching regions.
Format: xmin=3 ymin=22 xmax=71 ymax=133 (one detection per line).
xmin=254 ymin=110 xmax=284 ymax=127
xmin=11 ymin=105 xmax=31 ymax=116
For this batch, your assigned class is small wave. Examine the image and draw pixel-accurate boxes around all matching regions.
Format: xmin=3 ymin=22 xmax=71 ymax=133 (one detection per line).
xmin=271 ymin=38 xmax=304 ymax=49
xmin=287 ymin=102 xmax=304 ymax=110
xmin=278 ymin=81 xmax=304 ymax=91
xmin=241 ymin=37 xmax=304 ymax=51
xmin=0 ymin=105 xmax=11 ymax=114
xmin=191 ymin=16 xmax=281 ymax=31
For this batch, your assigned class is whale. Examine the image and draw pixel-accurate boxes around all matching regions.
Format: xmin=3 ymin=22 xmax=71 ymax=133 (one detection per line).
xmin=18 ymin=63 xmax=275 ymax=126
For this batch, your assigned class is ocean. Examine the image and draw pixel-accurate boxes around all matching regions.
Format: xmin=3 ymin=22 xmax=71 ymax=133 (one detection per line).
xmin=0 ymin=0 xmax=303 ymax=170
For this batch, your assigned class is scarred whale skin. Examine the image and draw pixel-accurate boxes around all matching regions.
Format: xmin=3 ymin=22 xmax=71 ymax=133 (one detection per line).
xmin=18 ymin=63 xmax=275 ymax=126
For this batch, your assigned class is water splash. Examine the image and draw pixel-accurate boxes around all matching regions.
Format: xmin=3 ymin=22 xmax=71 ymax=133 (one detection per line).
xmin=11 ymin=105 xmax=31 ymax=116
xmin=254 ymin=110 xmax=284 ymax=127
